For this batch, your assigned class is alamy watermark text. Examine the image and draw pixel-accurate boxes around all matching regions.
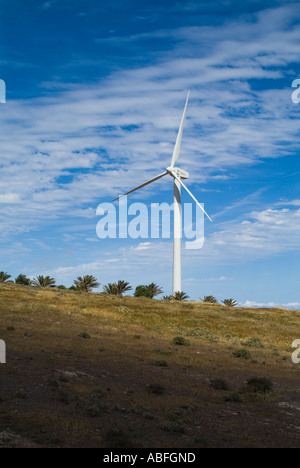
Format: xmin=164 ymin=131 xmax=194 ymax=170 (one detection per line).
xmin=96 ymin=196 xmax=205 ymax=250
xmin=0 ymin=340 xmax=6 ymax=363
xmin=292 ymin=339 xmax=300 ymax=364
xmin=291 ymin=79 xmax=300 ymax=104
xmin=0 ymin=79 xmax=6 ymax=103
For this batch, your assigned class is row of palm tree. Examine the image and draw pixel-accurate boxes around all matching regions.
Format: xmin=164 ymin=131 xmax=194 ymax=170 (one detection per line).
xmin=200 ymin=295 xmax=238 ymax=307
xmin=0 ymin=271 xmax=238 ymax=305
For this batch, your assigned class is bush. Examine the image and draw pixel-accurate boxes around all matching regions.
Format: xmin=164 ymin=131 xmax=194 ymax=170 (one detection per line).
xmin=58 ymin=392 xmax=69 ymax=404
xmin=232 ymin=349 xmax=252 ymax=360
xmin=153 ymin=348 xmax=172 ymax=355
xmin=58 ymin=374 xmax=69 ymax=383
xmin=85 ymin=388 xmax=106 ymax=417
xmin=210 ymin=378 xmax=229 ymax=390
xmin=160 ymin=421 xmax=185 ymax=433
xmin=15 ymin=388 xmax=28 ymax=399
xmin=90 ymin=388 xmax=104 ymax=399
xmin=86 ymin=405 xmax=101 ymax=417
xmin=134 ymin=283 xmax=163 ymax=299
xmin=246 ymin=377 xmax=273 ymax=394
xmin=15 ymin=274 xmax=31 ymax=286
xmin=78 ymin=331 xmax=91 ymax=339
xmin=105 ymin=428 xmax=133 ymax=448
xmin=172 ymin=336 xmax=190 ymax=346
xmin=154 ymin=360 xmax=168 ymax=367
xmin=242 ymin=336 xmax=265 ymax=348
xmin=224 ymin=392 xmax=243 ymax=403
xmin=147 ymin=383 xmax=164 ymax=395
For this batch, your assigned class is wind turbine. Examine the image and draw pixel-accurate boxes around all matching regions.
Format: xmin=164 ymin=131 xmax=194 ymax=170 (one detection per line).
xmin=113 ymin=91 xmax=212 ymax=295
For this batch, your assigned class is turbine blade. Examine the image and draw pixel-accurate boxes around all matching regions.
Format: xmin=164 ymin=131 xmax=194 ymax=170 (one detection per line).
xmin=113 ymin=171 xmax=168 ymax=202
xmin=170 ymin=90 xmax=190 ymax=168
xmin=171 ymin=171 xmax=212 ymax=222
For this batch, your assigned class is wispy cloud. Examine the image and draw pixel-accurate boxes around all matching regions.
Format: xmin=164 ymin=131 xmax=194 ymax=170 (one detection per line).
xmin=0 ymin=4 xmax=300 ymax=240
xmin=241 ymin=300 xmax=300 ymax=311
xmin=190 ymin=207 xmax=300 ymax=263
xmin=276 ymin=200 xmax=300 ymax=207
xmin=132 ymin=242 xmax=153 ymax=251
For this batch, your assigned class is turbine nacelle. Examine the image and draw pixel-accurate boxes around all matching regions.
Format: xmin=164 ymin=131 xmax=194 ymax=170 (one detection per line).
xmin=167 ymin=166 xmax=189 ymax=180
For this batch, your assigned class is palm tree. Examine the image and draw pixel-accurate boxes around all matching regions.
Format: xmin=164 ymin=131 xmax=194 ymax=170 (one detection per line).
xmin=162 ymin=295 xmax=173 ymax=301
xmin=32 ymin=275 xmax=56 ymax=288
xmin=201 ymin=295 xmax=218 ymax=304
xmin=147 ymin=283 xmax=163 ymax=299
xmin=172 ymin=291 xmax=189 ymax=301
xmin=103 ymin=283 xmax=118 ymax=295
xmin=0 ymin=271 xmax=11 ymax=283
xmin=73 ymin=275 xmax=99 ymax=292
xmin=15 ymin=274 xmax=31 ymax=286
xmin=116 ymin=280 xmax=132 ymax=296
xmin=222 ymin=299 xmax=238 ymax=307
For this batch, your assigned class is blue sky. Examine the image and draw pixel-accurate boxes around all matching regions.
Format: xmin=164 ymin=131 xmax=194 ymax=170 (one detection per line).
xmin=0 ymin=0 xmax=300 ymax=307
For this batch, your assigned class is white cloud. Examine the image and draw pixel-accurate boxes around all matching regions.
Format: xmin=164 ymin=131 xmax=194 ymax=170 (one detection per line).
xmin=206 ymin=276 xmax=231 ymax=281
xmin=191 ymin=207 xmax=300 ymax=263
xmin=242 ymin=300 xmax=300 ymax=311
xmin=0 ymin=193 xmax=20 ymax=203
xmin=132 ymin=242 xmax=153 ymax=251
xmin=276 ymin=200 xmax=300 ymax=207
xmin=1 ymin=4 xmax=300 ymax=240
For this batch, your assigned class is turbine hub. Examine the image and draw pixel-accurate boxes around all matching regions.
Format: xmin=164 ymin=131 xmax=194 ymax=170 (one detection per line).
xmin=167 ymin=166 xmax=189 ymax=179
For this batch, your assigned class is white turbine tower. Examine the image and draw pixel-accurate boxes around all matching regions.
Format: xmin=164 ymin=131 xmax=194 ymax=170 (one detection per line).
xmin=114 ymin=91 xmax=212 ymax=295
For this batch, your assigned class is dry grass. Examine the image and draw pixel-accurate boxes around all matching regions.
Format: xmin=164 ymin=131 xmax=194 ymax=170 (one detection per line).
xmin=0 ymin=282 xmax=300 ymax=448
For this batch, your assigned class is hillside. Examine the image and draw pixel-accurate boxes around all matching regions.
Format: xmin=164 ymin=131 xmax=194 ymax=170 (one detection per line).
xmin=0 ymin=283 xmax=299 ymax=448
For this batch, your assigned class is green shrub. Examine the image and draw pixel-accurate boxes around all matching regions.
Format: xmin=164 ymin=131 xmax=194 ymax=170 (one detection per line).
xmin=154 ymin=360 xmax=168 ymax=367
xmin=105 ymin=428 xmax=133 ymax=448
xmin=59 ymin=374 xmax=69 ymax=383
xmin=90 ymin=388 xmax=104 ymax=399
xmin=243 ymin=336 xmax=265 ymax=348
xmin=85 ymin=388 xmax=106 ymax=416
xmin=78 ymin=331 xmax=91 ymax=339
xmin=160 ymin=421 xmax=185 ymax=433
xmin=232 ymin=349 xmax=252 ymax=360
xmin=246 ymin=377 xmax=273 ymax=394
xmin=224 ymin=392 xmax=243 ymax=403
xmin=47 ymin=379 xmax=59 ymax=388
xmin=153 ymin=348 xmax=172 ymax=355
xmin=15 ymin=389 xmax=28 ymax=399
xmin=86 ymin=405 xmax=100 ymax=417
xmin=58 ymin=392 xmax=69 ymax=404
xmin=172 ymin=336 xmax=190 ymax=346
xmin=147 ymin=383 xmax=164 ymax=395
xmin=210 ymin=378 xmax=229 ymax=390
